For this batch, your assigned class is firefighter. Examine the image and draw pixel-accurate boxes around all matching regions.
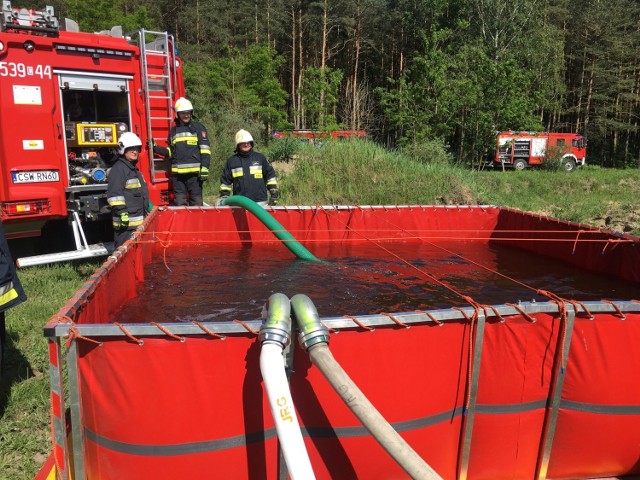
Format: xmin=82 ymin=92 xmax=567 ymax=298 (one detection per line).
xmin=219 ymin=129 xmax=279 ymax=206
xmin=0 ymin=220 xmax=27 ymax=376
xmin=107 ymin=132 xmax=151 ymax=249
xmin=153 ymin=97 xmax=211 ymax=206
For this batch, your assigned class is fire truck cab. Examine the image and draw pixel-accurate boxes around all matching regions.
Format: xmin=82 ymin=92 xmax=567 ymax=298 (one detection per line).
xmin=494 ymin=131 xmax=587 ymax=172
xmin=0 ymin=2 xmax=184 ymax=266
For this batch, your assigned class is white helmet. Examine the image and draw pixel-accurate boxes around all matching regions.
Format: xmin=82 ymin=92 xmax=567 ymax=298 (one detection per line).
xmin=117 ymin=132 xmax=142 ymax=154
xmin=175 ymin=97 xmax=193 ymax=113
xmin=235 ymin=129 xmax=254 ymax=146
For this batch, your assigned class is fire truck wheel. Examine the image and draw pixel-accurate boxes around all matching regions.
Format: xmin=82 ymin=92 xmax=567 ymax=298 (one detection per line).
xmin=562 ymin=158 xmax=577 ymax=172
xmin=513 ymin=159 xmax=527 ymax=171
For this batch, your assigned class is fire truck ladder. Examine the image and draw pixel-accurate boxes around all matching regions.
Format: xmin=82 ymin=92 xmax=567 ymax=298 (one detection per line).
xmin=137 ymin=29 xmax=176 ymax=183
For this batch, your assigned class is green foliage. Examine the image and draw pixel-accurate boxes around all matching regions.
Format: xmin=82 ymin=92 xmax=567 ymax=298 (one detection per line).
xmin=63 ymin=1 xmax=153 ymax=33
xmin=182 ymin=45 xmax=290 ymax=198
xmin=194 ymin=44 xmax=289 ymax=136
xmin=242 ymin=44 xmax=290 ymax=132
xmin=399 ymin=138 xmax=455 ymax=166
xmin=378 ymin=32 xmax=544 ymax=166
xmin=184 ymin=45 xmax=287 ymax=120
xmin=562 ymin=0 xmax=640 ymax=167
xmin=299 ymin=66 xmax=344 ymax=130
xmin=265 ymin=138 xmax=301 ymax=162
xmin=486 ymin=58 xmax=541 ymax=131
xmin=281 ymin=140 xmax=480 ymax=206
xmin=53 ymin=0 xmax=640 ymax=167
xmin=540 ymin=146 xmax=567 ymax=172
xmin=377 ymin=31 xmax=448 ymax=144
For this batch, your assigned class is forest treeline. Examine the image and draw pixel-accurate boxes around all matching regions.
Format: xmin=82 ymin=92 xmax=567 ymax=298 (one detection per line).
xmin=48 ymin=0 xmax=640 ymax=168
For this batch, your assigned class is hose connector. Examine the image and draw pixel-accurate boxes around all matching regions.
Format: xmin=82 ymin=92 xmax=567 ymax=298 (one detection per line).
xmin=260 ymin=293 xmax=292 ymax=348
xmin=290 ymin=294 xmax=329 ymax=350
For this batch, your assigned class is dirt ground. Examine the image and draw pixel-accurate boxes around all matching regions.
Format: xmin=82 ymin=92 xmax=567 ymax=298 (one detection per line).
xmin=584 ymin=202 xmax=640 ymax=235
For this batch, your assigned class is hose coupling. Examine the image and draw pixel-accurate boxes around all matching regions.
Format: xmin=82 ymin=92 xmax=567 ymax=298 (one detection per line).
xmin=290 ymin=294 xmax=329 ymax=350
xmin=259 ymin=293 xmax=292 ymax=348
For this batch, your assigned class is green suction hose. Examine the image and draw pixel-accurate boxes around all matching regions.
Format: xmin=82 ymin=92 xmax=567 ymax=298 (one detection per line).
xmin=222 ymin=196 xmax=319 ymax=262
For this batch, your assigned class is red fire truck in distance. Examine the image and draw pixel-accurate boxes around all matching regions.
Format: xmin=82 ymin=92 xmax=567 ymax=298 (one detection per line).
xmin=494 ymin=131 xmax=586 ymax=172
xmin=272 ymin=129 xmax=367 ymax=143
xmin=0 ymin=3 xmax=185 ymax=266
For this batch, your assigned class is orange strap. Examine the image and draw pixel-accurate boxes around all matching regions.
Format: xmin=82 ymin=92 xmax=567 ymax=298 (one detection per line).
xmin=343 ymin=315 xmax=374 ymax=331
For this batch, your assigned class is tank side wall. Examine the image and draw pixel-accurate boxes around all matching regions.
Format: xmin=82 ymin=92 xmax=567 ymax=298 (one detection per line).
xmin=547 ymin=312 xmax=640 ymax=478
xmin=493 ymin=208 xmax=640 ymax=284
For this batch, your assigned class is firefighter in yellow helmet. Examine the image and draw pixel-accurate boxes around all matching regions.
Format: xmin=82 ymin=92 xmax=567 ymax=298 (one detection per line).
xmin=107 ymin=132 xmax=151 ymax=248
xmin=153 ymin=97 xmax=211 ymax=206
xmin=219 ymin=129 xmax=279 ymax=207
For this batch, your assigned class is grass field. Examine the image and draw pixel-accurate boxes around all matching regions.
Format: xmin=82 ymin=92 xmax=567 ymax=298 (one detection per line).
xmin=265 ymin=141 xmax=640 ymax=236
xmin=2 ymin=139 xmax=639 ymax=478
xmin=1 ymin=261 xmax=101 ymax=478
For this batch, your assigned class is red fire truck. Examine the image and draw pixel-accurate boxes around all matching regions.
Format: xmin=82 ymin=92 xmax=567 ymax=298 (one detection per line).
xmin=0 ymin=3 xmax=185 ymax=266
xmin=272 ymin=129 xmax=367 ymax=143
xmin=494 ymin=131 xmax=586 ymax=172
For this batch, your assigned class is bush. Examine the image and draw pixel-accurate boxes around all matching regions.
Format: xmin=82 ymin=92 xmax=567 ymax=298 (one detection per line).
xmin=266 ymin=137 xmax=300 ymax=162
xmin=540 ymin=145 xmax=566 ymax=171
xmin=399 ymin=138 xmax=455 ymax=166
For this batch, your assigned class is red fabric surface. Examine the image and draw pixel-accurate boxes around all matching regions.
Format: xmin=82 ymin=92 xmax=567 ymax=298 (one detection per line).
xmin=57 ymin=206 xmax=640 ymax=479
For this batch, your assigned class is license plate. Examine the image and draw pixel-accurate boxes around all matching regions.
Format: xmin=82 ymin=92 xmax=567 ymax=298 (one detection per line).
xmin=11 ymin=170 xmax=60 ymax=183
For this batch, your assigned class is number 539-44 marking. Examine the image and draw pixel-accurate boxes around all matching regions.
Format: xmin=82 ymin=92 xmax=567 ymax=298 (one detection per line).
xmin=0 ymin=62 xmax=52 ymax=79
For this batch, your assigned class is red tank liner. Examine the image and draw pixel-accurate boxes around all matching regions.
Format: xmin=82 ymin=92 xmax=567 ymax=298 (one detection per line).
xmin=42 ymin=205 xmax=640 ymax=479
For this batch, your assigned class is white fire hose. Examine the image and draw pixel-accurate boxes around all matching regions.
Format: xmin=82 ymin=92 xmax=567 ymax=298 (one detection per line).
xmin=260 ymin=293 xmax=315 ymax=480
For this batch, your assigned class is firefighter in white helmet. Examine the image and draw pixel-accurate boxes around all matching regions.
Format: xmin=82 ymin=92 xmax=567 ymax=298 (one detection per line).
xmin=107 ymin=132 xmax=151 ymax=248
xmin=153 ymin=97 xmax=211 ymax=206
xmin=219 ymin=129 xmax=279 ymax=206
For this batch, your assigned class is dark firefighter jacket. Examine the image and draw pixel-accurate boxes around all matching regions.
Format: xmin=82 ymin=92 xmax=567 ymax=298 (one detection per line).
xmin=0 ymin=222 xmax=26 ymax=313
xmin=107 ymin=157 xmax=150 ymax=229
xmin=154 ymin=121 xmax=211 ymax=175
xmin=220 ymin=150 xmax=278 ymax=203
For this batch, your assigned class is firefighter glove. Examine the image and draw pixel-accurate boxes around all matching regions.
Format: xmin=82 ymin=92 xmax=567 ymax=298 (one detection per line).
xmin=119 ymin=212 xmax=130 ymax=229
xmin=215 ymin=197 xmax=227 ymax=207
xmin=268 ymin=188 xmax=279 ymax=206
xmin=147 ymin=200 xmax=154 ymax=213
xmin=200 ymin=166 xmax=209 ymax=180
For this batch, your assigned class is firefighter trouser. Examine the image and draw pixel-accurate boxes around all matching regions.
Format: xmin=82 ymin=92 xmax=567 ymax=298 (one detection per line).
xmin=173 ymin=173 xmax=203 ymax=206
xmin=114 ymin=227 xmax=136 ymax=249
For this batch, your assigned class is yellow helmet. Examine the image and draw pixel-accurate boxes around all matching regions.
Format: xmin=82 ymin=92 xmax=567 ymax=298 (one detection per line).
xmin=174 ymin=97 xmax=193 ymax=113
xmin=235 ymin=129 xmax=254 ymax=146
